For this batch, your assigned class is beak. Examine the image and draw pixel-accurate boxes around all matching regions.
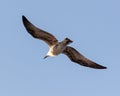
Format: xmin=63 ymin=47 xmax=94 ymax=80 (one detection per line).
xmin=43 ymin=55 xmax=49 ymax=59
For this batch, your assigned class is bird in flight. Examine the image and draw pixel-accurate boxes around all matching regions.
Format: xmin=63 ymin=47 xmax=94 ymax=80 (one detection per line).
xmin=22 ymin=15 xmax=107 ymax=69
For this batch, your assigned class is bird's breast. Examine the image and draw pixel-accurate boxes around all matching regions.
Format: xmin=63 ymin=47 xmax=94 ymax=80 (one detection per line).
xmin=51 ymin=44 xmax=66 ymax=55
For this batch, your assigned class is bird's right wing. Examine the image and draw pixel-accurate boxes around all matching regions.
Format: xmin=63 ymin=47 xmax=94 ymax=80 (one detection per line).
xmin=22 ymin=16 xmax=58 ymax=47
xmin=63 ymin=46 xmax=107 ymax=69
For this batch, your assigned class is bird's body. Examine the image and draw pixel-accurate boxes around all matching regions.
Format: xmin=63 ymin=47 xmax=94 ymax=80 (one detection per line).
xmin=47 ymin=38 xmax=72 ymax=56
xmin=22 ymin=15 xmax=107 ymax=69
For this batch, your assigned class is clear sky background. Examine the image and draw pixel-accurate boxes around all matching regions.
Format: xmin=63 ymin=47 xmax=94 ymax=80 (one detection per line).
xmin=0 ymin=0 xmax=120 ymax=96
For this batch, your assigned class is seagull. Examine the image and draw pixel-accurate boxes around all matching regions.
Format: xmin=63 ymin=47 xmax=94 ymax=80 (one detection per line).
xmin=22 ymin=15 xmax=107 ymax=69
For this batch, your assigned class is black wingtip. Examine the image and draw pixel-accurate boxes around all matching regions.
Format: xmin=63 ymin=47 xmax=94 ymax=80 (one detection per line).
xmin=102 ymin=66 xmax=107 ymax=69
xmin=22 ymin=15 xmax=32 ymax=28
xmin=95 ymin=64 xmax=107 ymax=69
xmin=100 ymin=66 xmax=107 ymax=69
xmin=22 ymin=15 xmax=25 ymax=18
xmin=22 ymin=15 xmax=25 ymax=20
xmin=22 ymin=15 xmax=28 ymax=22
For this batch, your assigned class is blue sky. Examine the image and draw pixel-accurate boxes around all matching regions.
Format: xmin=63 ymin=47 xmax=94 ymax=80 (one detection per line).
xmin=0 ymin=0 xmax=120 ymax=96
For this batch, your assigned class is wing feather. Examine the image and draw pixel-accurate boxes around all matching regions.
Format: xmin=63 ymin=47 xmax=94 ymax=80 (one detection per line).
xmin=22 ymin=16 xmax=58 ymax=47
xmin=63 ymin=46 xmax=107 ymax=69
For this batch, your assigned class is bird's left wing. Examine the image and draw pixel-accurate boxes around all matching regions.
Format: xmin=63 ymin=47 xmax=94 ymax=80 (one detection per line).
xmin=22 ymin=16 xmax=58 ymax=47
xmin=63 ymin=46 xmax=107 ymax=69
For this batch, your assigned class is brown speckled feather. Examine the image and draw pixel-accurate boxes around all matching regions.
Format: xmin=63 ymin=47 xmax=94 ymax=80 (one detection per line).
xmin=63 ymin=46 xmax=107 ymax=69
